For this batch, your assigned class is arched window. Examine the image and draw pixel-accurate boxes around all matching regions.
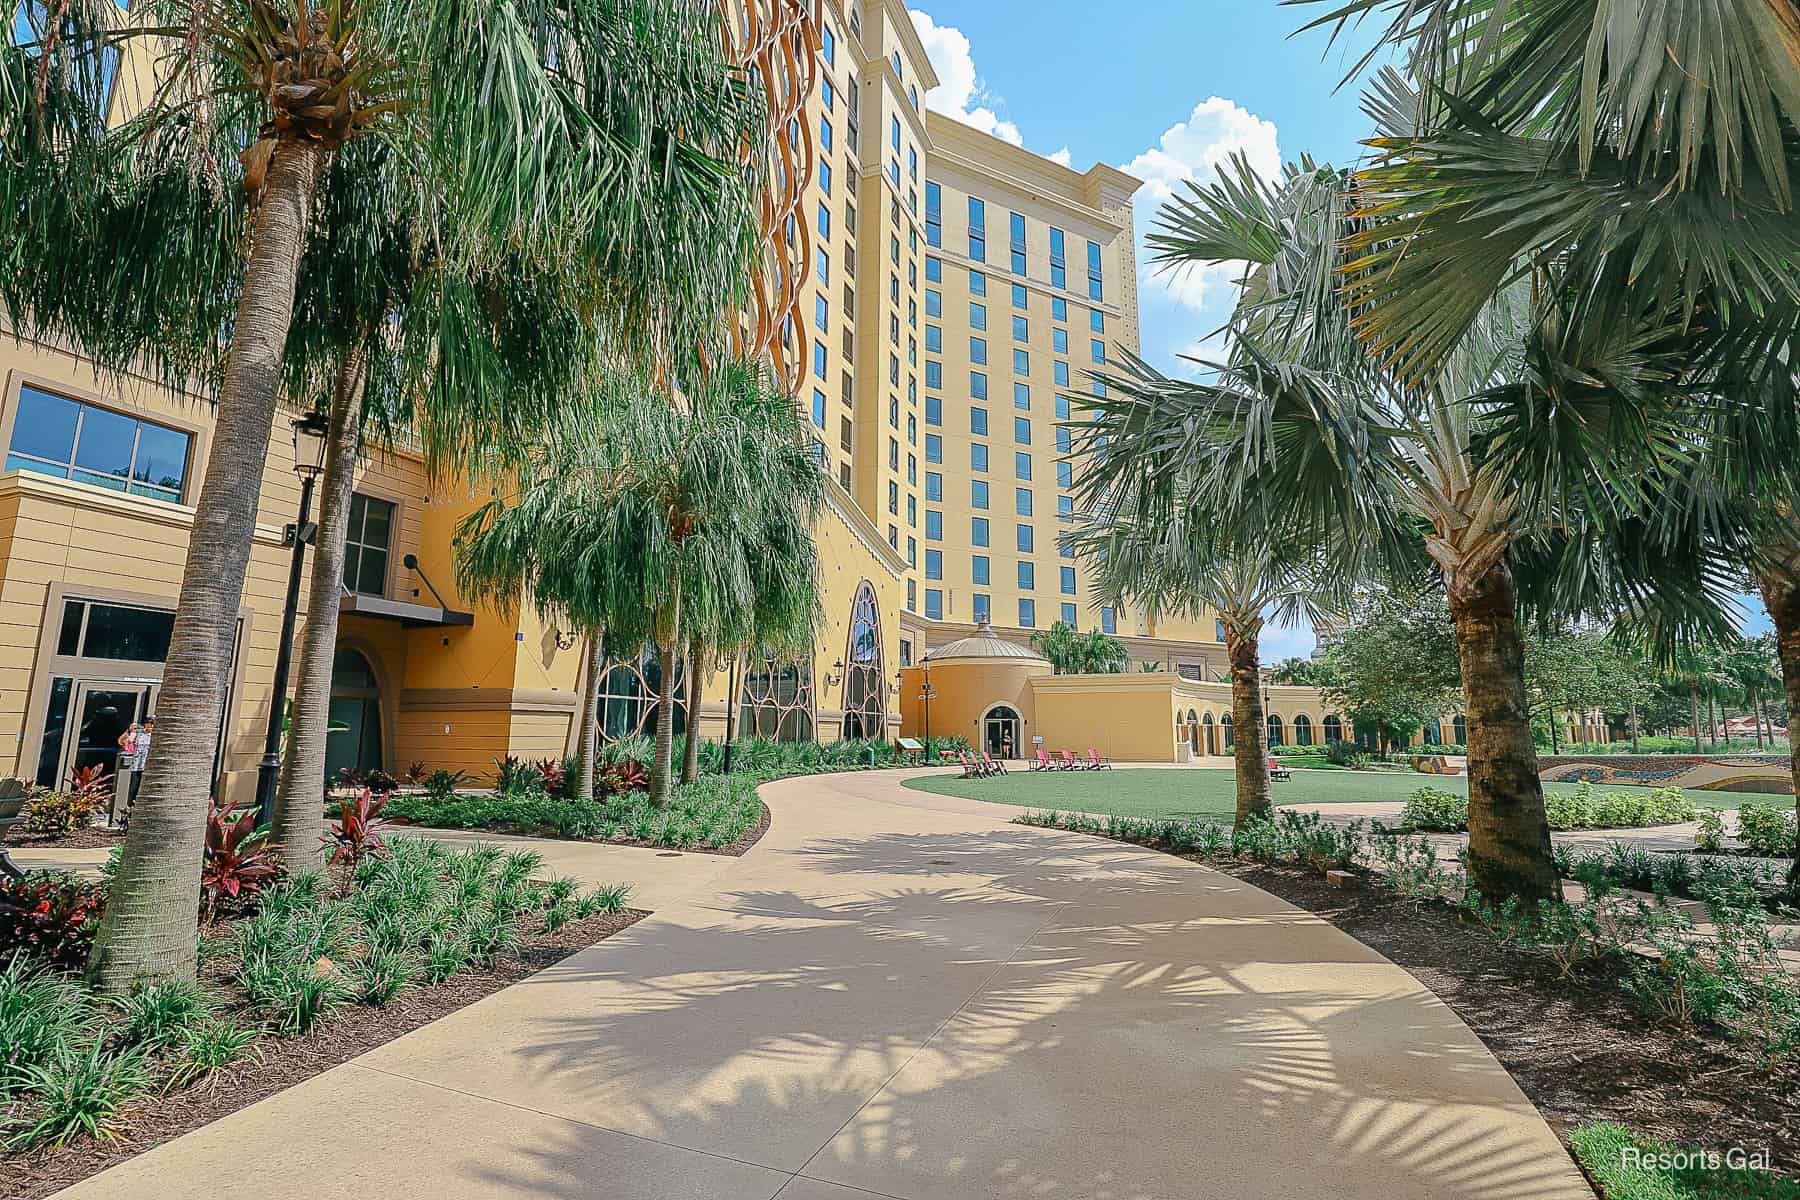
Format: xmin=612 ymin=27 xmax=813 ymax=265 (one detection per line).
xmin=1202 ymin=712 xmax=1216 ymax=755
xmin=1452 ymin=714 xmax=1468 ymax=745
xmin=597 ymin=645 xmax=687 ymax=743
xmin=327 ymin=648 xmax=383 ymax=781
xmin=1293 ymin=715 xmax=1313 ymax=746
xmin=739 ymin=652 xmax=814 ymax=742
xmin=1267 ymin=714 xmax=1284 ymax=748
xmin=1221 ymin=712 xmax=1234 ymax=749
xmin=1323 ymin=714 xmax=1343 ymax=743
xmin=841 ymin=581 xmax=887 ymax=738
xmin=1423 ymin=721 xmax=1443 ymax=746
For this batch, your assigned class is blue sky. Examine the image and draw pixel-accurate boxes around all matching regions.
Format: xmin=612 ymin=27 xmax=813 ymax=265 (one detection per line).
xmin=905 ymin=2 xmax=1772 ymax=657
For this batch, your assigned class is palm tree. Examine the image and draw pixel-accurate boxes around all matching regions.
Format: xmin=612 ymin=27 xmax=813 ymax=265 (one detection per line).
xmin=4 ymin=0 xmax=762 ymax=989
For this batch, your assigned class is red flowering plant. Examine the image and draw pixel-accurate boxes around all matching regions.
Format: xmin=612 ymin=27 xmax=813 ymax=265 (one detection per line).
xmin=599 ymin=759 xmax=649 ymax=796
xmin=321 ymin=788 xmax=394 ymax=867
xmin=201 ymin=796 xmax=283 ymax=920
xmin=0 ymin=872 xmax=108 ymax=966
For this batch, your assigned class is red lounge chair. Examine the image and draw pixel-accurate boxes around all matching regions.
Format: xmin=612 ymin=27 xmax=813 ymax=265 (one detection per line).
xmin=958 ymin=751 xmax=984 ymax=779
xmin=1032 ymin=748 xmax=1053 ymax=771
xmin=982 ymin=752 xmax=1009 ymax=775
xmin=1058 ymin=749 xmax=1079 ymax=770
xmin=1087 ymin=749 xmax=1111 ymax=770
xmin=1268 ymin=756 xmax=1291 ymax=782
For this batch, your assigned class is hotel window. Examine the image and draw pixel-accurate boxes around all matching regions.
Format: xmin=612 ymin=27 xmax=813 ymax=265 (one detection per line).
xmin=907 ymin=414 xmax=917 ymax=444
xmin=1102 ymin=607 xmax=1117 ymax=634
xmin=822 ymin=25 xmax=835 ymax=65
xmin=1091 ymin=339 xmax=1106 ymax=365
xmin=811 ymin=390 xmax=826 ymax=428
xmin=925 ymin=396 xmax=941 ymax=426
xmin=924 ymin=589 xmax=943 ymax=620
xmin=1056 ymin=394 xmax=1070 ymax=420
xmin=813 ymin=342 xmax=826 ymax=380
xmin=908 ymin=145 xmax=918 ymax=181
xmin=1049 ymin=228 xmax=1067 ymax=289
xmin=887 ymin=481 xmax=898 ymax=515
xmin=1012 ymin=315 xmax=1029 ymax=342
xmin=926 ymin=255 xmax=941 ymax=282
xmin=1052 ymin=328 xmax=1068 ymax=354
xmin=910 ymin=84 xmax=920 ymax=110
xmin=971 ymin=373 xmax=988 ymax=401
xmin=820 ymin=117 xmax=832 ymax=152
xmin=907 ymin=537 xmax=917 ymax=566
xmin=1009 ymin=211 xmax=1027 ymax=275
xmin=888 ymin=438 xmax=900 ymax=470
xmin=820 ymin=160 xmax=832 ymax=196
xmin=344 ymin=494 xmax=395 ymax=596
xmin=1216 ymin=618 xmax=1227 ymax=642
xmin=890 ymin=114 xmax=900 ymax=152
xmin=814 ymin=295 xmax=828 ymax=331
xmin=1015 ymin=452 xmax=1032 ymax=481
xmin=970 ymin=406 xmax=988 ymax=435
xmin=890 ymin=274 xmax=899 ymax=304
xmin=971 ymin=442 xmax=988 ymax=472
xmin=925 ymin=361 xmax=942 ymax=388
xmin=1060 ymin=602 xmax=1078 ymax=627
xmin=1015 ymin=487 xmax=1032 ymax=516
xmin=816 ymin=246 xmax=829 ymax=285
xmin=1061 ymin=566 xmax=1076 ymax=595
xmin=1016 ymin=524 xmax=1034 ymax=552
xmin=968 ymin=197 xmax=986 ymax=261
xmin=1057 ymin=460 xmax=1073 ymax=489
xmin=1017 ymin=561 xmax=1035 ymax=590
xmin=926 ymin=510 xmax=943 ymax=540
xmin=1087 ymin=239 xmax=1103 ymax=300
xmin=925 ymin=433 xmax=942 ymax=463
xmin=1060 ymin=538 xmax=1074 ymax=559
xmin=1014 ymin=416 xmax=1031 ymax=444
xmin=1018 ymin=598 xmax=1036 ymax=628
xmin=972 ymin=517 xmax=990 ymax=547
xmin=1056 ymin=426 xmax=1072 ymax=453
xmin=889 ymin=233 xmax=900 ymax=266
xmin=1013 ymin=349 xmax=1029 ymax=376
xmin=971 ymin=480 xmax=989 ymax=509
xmin=925 ymin=289 xmax=941 ymax=318
xmin=970 ymin=337 xmax=987 ymax=365
xmin=973 ymin=593 xmax=992 ymax=623
xmin=822 ymin=80 xmax=834 ymax=110
xmin=906 ymin=579 xmax=916 ymax=611
xmin=1091 ymin=310 xmax=1106 ymax=333
xmin=969 ymin=269 xmax=987 ymax=296
xmin=972 ymin=555 xmax=990 ymax=585
xmin=925 ymin=325 xmax=941 ymax=352
xmin=5 ymin=385 xmax=192 ymax=504
xmin=925 ymin=471 xmax=942 ymax=501
xmin=1052 ymin=296 xmax=1067 ymax=322
xmin=1058 ymin=495 xmax=1075 ymax=520
xmin=970 ymin=301 xmax=987 ymax=331
xmin=907 ymin=453 xmax=917 ymax=484
xmin=925 ymin=549 xmax=942 ymax=580
xmin=1054 ymin=361 xmax=1070 ymax=387
xmin=840 ymin=416 xmax=853 ymax=453
xmin=892 ymin=50 xmax=902 ymax=78
xmin=888 ymin=354 xmax=899 ymax=385
xmin=817 ymin=202 xmax=829 ymax=237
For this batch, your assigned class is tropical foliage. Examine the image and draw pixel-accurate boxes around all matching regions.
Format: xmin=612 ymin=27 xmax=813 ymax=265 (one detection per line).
xmin=1028 ymin=622 xmax=1130 ymax=675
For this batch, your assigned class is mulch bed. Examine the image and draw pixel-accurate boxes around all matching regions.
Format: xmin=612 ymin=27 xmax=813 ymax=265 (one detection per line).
xmin=7 ymin=825 xmax=126 ymax=850
xmin=1 ymin=908 xmax=647 ymax=1200
xmin=1206 ymin=857 xmax=1800 ymax=1175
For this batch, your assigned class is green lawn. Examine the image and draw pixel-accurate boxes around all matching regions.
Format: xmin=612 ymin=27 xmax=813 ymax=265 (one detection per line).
xmin=901 ymin=767 xmax=1741 ymax=823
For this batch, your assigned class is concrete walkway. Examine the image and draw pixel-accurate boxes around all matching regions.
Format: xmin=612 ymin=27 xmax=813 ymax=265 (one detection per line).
xmin=56 ymin=769 xmax=1590 ymax=1200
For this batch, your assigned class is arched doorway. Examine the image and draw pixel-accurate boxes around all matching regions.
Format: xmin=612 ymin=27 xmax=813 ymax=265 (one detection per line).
xmin=1323 ymin=714 xmax=1343 ymax=743
xmin=1202 ymin=713 xmax=1216 ymax=755
xmin=1452 ymin=714 xmax=1468 ymax=745
xmin=983 ymin=705 xmax=1021 ymax=758
xmin=1267 ymin=714 xmax=1284 ymax=749
xmin=326 ymin=648 xmax=383 ymax=783
xmin=1293 ymin=714 xmax=1313 ymax=746
xmin=1186 ymin=708 xmax=1199 ymax=754
xmin=841 ymin=582 xmax=886 ymax=738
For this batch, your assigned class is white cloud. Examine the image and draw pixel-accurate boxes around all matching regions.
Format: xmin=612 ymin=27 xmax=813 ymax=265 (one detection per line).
xmin=909 ymin=10 xmax=1023 ymax=147
xmin=1121 ymin=97 xmax=1280 ymax=318
xmin=1048 ymin=146 xmax=1073 ymax=167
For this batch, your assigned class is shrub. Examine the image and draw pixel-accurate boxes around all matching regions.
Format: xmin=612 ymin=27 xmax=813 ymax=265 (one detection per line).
xmin=349 ymin=945 xmax=418 ymax=1006
xmin=531 ymin=757 xmax=569 ymax=799
xmin=0 ymin=872 xmax=108 ymax=967
xmin=202 ymin=797 xmax=283 ymax=920
xmin=7 ymin=1042 xmax=152 ymax=1150
xmin=111 ymin=978 xmax=215 ymax=1050
xmin=492 ymin=755 xmax=544 ymax=797
xmin=322 ymin=788 xmax=395 ymax=867
xmin=599 ymin=758 xmax=649 ymax=796
xmin=424 ymin=768 xmax=471 ymax=801
xmin=0 ymin=954 xmax=95 ymax=1101
xmin=577 ymin=884 xmax=633 ymax=917
xmin=1696 ymin=809 xmax=1727 ymax=853
xmin=1324 ymin=740 xmax=1371 ymax=768
xmin=1737 ymin=801 xmax=1797 ymax=858
xmin=167 ymin=1018 xmax=258 ymax=1089
xmin=1399 ymin=786 xmax=1467 ymax=832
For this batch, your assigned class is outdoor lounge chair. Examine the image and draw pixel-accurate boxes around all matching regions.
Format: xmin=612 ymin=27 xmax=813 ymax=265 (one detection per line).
xmin=1268 ymin=756 xmax=1291 ymax=782
xmin=1087 ymin=749 xmax=1111 ymax=770
xmin=958 ymin=751 xmax=985 ymax=779
xmin=1057 ymin=749 xmax=1080 ymax=770
xmin=1032 ymin=748 xmax=1053 ymax=771
xmin=981 ymin=752 xmax=1009 ymax=775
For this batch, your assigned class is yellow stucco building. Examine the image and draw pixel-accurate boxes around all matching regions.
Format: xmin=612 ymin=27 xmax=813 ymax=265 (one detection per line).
xmin=1 ymin=0 xmax=1365 ymax=796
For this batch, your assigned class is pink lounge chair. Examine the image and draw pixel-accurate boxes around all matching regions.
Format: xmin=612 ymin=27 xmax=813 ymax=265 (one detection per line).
xmin=982 ymin=751 xmax=1009 ymax=775
xmin=958 ymin=751 xmax=985 ymax=779
xmin=1032 ymin=748 xmax=1053 ymax=771
xmin=1268 ymin=756 xmax=1291 ymax=782
xmin=1087 ymin=749 xmax=1111 ymax=770
xmin=1058 ymin=749 xmax=1079 ymax=770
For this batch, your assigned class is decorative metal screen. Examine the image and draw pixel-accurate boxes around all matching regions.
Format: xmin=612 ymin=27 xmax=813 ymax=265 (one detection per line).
xmin=739 ymin=653 xmax=814 ymax=742
xmin=596 ymin=646 xmax=689 ymax=744
xmin=840 ymin=581 xmax=886 ymax=738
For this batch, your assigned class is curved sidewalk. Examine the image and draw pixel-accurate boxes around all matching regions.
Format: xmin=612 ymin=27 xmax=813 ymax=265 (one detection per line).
xmin=56 ymin=769 xmax=1591 ymax=1200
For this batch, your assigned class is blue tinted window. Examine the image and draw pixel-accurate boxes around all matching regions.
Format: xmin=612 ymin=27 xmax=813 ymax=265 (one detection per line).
xmin=1018 ymin=599 xmax=1036 ymax=628
xmin=925 ymin=549 xmax=942 ymax=580
xmin=972 ymin=555 xmax=990 ymax=585
xmin=971 ymin=406 xmax=988 ymax=435
xmin=926 ymin=510 xmax=943 ymax=540
xmin=924 ymin=588 xmax=942 ymax=619
xmin=972 ymin=517 xmax=989 ymax=547
xmin=6 ymin=385 xmax=192 ymax=503
xmin=925 ymin=434 xmax=942 ymax=463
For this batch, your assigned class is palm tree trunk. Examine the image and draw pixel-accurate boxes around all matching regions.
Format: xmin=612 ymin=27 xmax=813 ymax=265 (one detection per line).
xmin=1689 ymin=684 xmax=1703 ymax=755
xmin=681 ymin=635 xmax=704 ymax=784
xmin=1707 ymin=693 xmax=1718 ymax=751
xmin=1754 ymin=687 xmax=1766 ymax=750
xmin=1757 ymin=569 xmax=1800 ymax=887
xmin=1548 ymin=700 xmax=1560 ymax=754
xmin=271 ymin=345 xmax=367 ymax=864
xmin=1223 ymin=623 xmax=1271 ymax=827
xmin=87 ymin=139 xmax=329 ymax=991
xmin=1630 ymin=691 xmax=1641 ymax=754
xmin=575 ymin=635 xmax=603 ymax=801
xmin=1446 ymin=561 xmax=1560 ymax=904
xmin=649 ymin=586 xmax=681 ymax=807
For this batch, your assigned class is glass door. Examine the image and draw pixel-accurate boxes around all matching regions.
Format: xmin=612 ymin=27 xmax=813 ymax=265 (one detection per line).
xmin=59 ymin=682 xmax=149 ymax=790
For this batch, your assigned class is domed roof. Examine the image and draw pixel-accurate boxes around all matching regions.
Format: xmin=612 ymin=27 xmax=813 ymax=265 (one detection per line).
xmin=927 ymin=621 xmax=1050 ymax=664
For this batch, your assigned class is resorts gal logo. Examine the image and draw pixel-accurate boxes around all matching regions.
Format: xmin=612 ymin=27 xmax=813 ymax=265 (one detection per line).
xmin=1618 ymin=1146 xmax=1774 ymax=1173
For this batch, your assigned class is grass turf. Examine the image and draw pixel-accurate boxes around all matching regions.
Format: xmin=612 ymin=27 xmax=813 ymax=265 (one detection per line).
xmin=901 ymin=767 xmax=1740 ymax=823
xmin=1568 ymin=1122 xmax=1797 ymax=1199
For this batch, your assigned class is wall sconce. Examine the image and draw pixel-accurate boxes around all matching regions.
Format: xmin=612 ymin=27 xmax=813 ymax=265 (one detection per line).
xmin=826 ymin=659 xmax=845 ymax=687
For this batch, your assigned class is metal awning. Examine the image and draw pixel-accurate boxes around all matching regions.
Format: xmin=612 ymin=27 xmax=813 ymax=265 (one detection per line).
xmin=340 ymin=593 xmax=474 ymax=628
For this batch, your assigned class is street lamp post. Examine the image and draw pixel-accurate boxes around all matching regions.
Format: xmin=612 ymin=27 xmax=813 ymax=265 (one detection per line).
xmin=920 ymin=655 xmax=936 ymax=759
xmin=255 ymin=410 xmax=331 ymax=827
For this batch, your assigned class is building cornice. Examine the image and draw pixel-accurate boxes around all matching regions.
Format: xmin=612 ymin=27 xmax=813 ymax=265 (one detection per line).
xmin=823 ymin=475 xmax=908 ymax=578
